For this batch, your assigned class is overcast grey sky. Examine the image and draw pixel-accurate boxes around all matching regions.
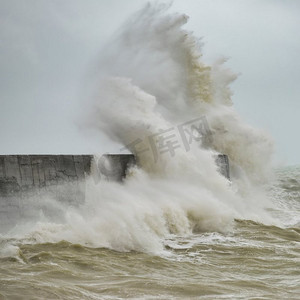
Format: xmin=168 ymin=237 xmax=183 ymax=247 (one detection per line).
xmin=0 ymin=0 xmax=299 ymax=165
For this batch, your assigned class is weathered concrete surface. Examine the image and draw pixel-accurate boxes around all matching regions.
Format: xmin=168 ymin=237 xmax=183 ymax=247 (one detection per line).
xmin=215 ymin=154 xmax=230 ymax=180
xmin=0 ymin=154 xmax=136 ymax=197
xmin=0 ymin=155 xmax=91 ymax=197
xmin=0 ymin=155 xmax=91 ymax=229
xmin=0 ymin=153 xmax=228 ymax=198
xmin=0 ymin=154 xmax=136 ymax=231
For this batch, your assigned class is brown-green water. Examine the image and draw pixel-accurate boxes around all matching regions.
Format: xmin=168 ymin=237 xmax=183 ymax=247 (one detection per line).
xmin=1 ymin=167 xmax=299 ymax=299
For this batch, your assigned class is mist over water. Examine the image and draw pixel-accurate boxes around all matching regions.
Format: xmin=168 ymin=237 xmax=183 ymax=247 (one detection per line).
xmin=1 ymin=4 xmax=299 ymax=299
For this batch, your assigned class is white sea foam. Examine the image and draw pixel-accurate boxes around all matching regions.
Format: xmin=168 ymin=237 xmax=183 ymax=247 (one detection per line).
xmin=2 ymin=3 xmax=276 ymax=253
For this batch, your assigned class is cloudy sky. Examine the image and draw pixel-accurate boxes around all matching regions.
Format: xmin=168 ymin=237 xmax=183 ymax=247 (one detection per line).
xmin=1 ymin=0 xmax=299 ymax=165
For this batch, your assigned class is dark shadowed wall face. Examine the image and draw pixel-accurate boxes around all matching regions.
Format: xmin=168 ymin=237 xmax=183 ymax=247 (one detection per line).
xmin=0 ymin=0 xmax=299 ymax=165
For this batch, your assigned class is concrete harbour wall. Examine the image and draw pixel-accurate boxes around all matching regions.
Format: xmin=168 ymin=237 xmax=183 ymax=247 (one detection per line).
xmin=0 ymin=154 xmax=136 ymax=197
xmin=0 ymin=155 xmax=91 ymax=195
xmin=0 ymin=153 xmax=229 ymax=199
xmin=215 ymin=154 xmax=230 ymax=180
xmin=0 ymin=153 xmax=228 ymax=231
xmin=0 ymin=154 xmax=136 ymax=230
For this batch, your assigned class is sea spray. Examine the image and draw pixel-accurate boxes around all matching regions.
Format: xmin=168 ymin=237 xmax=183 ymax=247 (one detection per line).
xmin=2 ymin=3 xmax=275 ymax=253
xmin=87 ymin=3 xmax=273 ymax=184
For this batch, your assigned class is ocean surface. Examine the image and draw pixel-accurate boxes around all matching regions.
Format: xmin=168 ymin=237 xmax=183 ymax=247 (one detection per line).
xmin=0 ymin=166 xmax=299 ymax=299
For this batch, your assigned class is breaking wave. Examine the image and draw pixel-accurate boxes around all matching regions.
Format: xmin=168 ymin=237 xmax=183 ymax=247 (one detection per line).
xmin=2 ymin=3 xmax=275 ymax=253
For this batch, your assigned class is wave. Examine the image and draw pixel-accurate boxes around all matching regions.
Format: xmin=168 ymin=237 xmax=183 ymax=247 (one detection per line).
xmin=2 ymin=3 xmax=276 ymax=253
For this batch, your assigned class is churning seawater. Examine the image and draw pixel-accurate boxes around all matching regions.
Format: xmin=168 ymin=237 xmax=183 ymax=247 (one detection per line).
xmin=0 ymin=166 xmax=299 ymax=299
